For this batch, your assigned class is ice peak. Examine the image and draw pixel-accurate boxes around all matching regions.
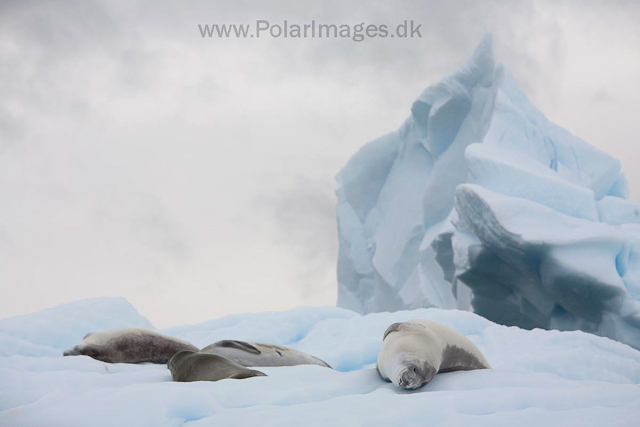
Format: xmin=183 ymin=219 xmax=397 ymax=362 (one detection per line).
xmin=467 ymin=33 xmax=495 ymax=85
xmin=471 ymin=33 xmax=494 ymax=65
xmin=445 ymin=33 xmax=496 ymax=89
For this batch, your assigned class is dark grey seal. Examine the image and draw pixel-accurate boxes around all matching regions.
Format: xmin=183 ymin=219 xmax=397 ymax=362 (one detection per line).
xmin=168 ymin=350 xmax=267 ymax=382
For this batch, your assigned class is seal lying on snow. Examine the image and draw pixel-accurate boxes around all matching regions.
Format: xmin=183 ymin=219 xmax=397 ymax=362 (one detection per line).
xmin=200 ymin=340 xmax=331 ymax=368
xmin=63 ymin=328 xmax=198 ymax=364
xmin=168 ymin=350 xmax=267 ymax=382
xmin=377 ymin=320 xmax=491 ymax=390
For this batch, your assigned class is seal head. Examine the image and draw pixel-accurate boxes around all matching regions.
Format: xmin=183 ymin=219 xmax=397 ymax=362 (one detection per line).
xmin=396 ymin=356 xmax=437 ymax=389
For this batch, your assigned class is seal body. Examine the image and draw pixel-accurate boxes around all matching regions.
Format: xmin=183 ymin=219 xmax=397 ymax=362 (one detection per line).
xmin=168 ymin=350 xmax=267 ymax=382
xmin=376 ymin=320 xmax=491 ymax=390
xmin=63 ymin=328 xmax=198 ymax=364
xmin=200 ymin=340 xmax=331 ymax=368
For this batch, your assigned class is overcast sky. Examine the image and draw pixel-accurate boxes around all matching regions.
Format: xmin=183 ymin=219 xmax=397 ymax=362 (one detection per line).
xmin=1 ymin=0 xmax=639 ymax=328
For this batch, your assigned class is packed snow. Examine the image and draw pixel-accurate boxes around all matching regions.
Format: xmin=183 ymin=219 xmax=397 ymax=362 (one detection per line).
xmin=335 ymin=34 xmax=640 ymax=350
xmin=1 ymin=297 xmax=639 ymax=426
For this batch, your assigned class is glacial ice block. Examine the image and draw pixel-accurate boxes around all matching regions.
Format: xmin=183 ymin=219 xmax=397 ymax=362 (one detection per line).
xmin=335 ymin=34 xmax=640 ymax=349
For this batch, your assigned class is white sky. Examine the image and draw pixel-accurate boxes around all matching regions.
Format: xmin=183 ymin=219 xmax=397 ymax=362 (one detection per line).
xmin=1 ymin=0 xmax=639 ymax=328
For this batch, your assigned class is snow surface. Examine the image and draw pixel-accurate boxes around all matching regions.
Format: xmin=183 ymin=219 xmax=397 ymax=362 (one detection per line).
xmin=336 ymin=34 xmax=640 ymax=350
xmin=1 ymin=297 xmax=640 ymax=426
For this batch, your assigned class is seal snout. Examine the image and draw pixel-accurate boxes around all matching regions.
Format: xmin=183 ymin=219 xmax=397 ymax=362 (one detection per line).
xmin=63 ymin=346 xmax=82 ymax=357
xmin=396 ymin=361 xmax=435 ymax=390
xmin=398 ymin=365 xmax=421 ymax=390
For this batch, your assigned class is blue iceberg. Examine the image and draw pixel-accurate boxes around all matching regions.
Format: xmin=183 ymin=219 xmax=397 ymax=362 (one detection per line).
xmin=336 ymin=35 xmax=640 ymax=350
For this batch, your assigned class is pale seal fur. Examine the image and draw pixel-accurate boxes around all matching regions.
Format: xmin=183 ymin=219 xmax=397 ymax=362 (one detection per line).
xmin=168 ymin=350 xmax=267 ymax=382
xmin=376 ymin=320 xmax=491 ymax=390
xmin=200 ymin=340 xmax=331 ymax=368
xmin=63 ymin=328 xmax=198 ymax=364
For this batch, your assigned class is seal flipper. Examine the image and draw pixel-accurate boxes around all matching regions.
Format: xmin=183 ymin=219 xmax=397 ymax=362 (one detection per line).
xmin=214 ymin=340 xmax=261 ymax=355
xmin=383 ymin=322 xmax=426 ymax=340
xmin=376 ymin=363 xmax=390 ymax=382
xmin=438 ymin=344 xmax=490 ymax=373
xmin=228 ymin=369 xmax=266 ymax=379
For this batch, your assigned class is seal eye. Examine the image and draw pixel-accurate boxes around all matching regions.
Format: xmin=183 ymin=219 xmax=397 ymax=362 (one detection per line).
xmin=412 ymin=366 xmax=417 ymax=373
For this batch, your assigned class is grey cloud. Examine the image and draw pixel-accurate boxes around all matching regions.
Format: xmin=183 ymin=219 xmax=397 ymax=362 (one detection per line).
xmin=259 ymin=176 xmax=338 ymax=300
xmin=0 ymin=0 xmax=638 ymax=326
xmin=93 ymin=192 xmax=191 ymax=261
xmin=0 ymin=110 xmax=26 ymax=148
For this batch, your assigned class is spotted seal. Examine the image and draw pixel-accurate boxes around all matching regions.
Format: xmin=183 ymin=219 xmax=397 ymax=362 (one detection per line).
xmin=200 ymin=340 xmax=331 ymax=368
xmin=63 ymin=328 xmax=198 ymax=364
